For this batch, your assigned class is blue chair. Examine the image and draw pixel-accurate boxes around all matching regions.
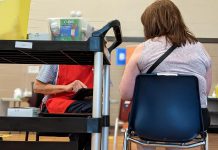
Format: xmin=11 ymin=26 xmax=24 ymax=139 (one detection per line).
xmin=123 ymin=74 xmax=208 ymax=150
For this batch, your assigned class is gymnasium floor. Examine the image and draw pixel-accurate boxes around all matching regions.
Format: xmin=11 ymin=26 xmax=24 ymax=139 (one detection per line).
xmin=1 ymin=131 xmax=218 ymax=150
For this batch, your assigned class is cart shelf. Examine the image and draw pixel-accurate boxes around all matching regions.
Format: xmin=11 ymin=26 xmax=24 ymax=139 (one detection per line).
xmin=0 ymin=19 xmax=122 ymax=65
xmin=0 ymin=39 xmax=110 ymax=65
xmin=0 ymin=20 xmax=122 ymax=150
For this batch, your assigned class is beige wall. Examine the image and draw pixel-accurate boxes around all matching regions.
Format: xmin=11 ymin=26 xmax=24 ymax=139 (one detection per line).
xmin=110 ymin=42 xmax=218 ymax=99
xmin=204 ymin=44 xmax=218 ymax=93
xmin=0 ymin=64 xmax=39 ymax=98
xmin=0 ymin=43 xmax=217 ymax=124
xmin=28 ymin=0 xmax=218 ymax=38
xmin=1 ymin=0 xmax=218 ymax=124
xmin=109 ymin=42 xmax=218 ymax=124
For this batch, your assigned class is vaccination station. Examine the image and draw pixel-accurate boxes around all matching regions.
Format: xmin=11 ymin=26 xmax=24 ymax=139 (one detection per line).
xmin=0 ymin=0 xmax=218 ymax=150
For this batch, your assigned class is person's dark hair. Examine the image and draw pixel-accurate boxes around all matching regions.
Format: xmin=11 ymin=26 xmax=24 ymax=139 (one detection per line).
xmin=141 ymin=0 xmax=198 ymax=46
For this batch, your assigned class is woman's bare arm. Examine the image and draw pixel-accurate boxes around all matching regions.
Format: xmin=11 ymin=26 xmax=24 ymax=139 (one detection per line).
xmin=205 ymin=67 xmax=212 ymax=95
xmin=119 ymin=44 xmax=143 ymax=100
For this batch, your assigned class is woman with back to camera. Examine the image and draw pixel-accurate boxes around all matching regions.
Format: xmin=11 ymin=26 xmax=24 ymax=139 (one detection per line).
xmin=119 ymin=0 xmax=212 ymax=150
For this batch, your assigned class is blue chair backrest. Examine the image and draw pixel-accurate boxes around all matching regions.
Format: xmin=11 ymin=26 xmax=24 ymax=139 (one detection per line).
xmin=128 ymin=74 xmax=204 ymax=142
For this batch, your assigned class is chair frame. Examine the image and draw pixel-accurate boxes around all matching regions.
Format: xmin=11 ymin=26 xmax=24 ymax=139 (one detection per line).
xmin=123 ymin=129 xmax=208 ymax=150
xmin=122 ymin=74 xmax=209 ymax=150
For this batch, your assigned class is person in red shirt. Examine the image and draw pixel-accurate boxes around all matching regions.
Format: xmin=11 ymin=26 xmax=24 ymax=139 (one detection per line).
xmin=34 ymin=64 xmax=94 ymax=150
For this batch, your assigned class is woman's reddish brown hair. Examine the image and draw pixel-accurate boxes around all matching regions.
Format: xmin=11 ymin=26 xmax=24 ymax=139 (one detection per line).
xmin=141 ymin=0 xmax=197 ymax=46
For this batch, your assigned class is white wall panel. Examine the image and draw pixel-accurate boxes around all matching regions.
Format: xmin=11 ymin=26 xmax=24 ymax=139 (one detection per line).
xmin=26 ymin=0 xmax=218 ymax=124
xmin=28 ymin=0 xmax=218 ymax=38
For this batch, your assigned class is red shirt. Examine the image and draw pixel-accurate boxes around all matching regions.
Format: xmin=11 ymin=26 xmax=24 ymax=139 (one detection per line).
xmin=46 ymin=65 xmax=94 ymax=113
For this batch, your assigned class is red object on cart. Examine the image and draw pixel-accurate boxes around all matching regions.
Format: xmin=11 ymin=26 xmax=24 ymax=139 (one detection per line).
xmin=113 ymin=99 xmax=132 ymax=150
xmin=119 ymin=99 xmax=132 ymax=122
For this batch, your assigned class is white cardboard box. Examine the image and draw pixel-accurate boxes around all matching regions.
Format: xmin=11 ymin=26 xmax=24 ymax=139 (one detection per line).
xmin=7 ymin=107 xmax=39 ymax=117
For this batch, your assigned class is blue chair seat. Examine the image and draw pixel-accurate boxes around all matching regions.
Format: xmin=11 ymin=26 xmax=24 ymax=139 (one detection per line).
xmin=123 ymin=74 xmax=208 ymax=150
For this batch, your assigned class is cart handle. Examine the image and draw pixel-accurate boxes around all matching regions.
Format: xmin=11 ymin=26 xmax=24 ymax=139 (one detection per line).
xmin=92 ymin=20 xmax=122 ymax=53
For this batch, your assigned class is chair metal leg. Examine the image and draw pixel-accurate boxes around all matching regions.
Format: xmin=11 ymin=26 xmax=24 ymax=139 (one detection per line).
xmin=123 ymin=130 xmax=129 ymax=150
xmin=205 ymin=134 xmax=208 ymax=150
xmin=113 ymin=118 xmax=119 ymax=150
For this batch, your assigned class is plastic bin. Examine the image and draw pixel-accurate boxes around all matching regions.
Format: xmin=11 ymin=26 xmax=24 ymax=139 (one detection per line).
xmin=48 ymin=17 xmax=94 ymax=41
xmin=0 ymin=0 xmax=31 ymax=40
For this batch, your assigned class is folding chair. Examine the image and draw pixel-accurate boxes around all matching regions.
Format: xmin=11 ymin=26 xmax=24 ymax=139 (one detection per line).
xmin=113 ymin=99 xmax=132 ymax=150
xmin=123 ymin=74 xmax=208 ymax=150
